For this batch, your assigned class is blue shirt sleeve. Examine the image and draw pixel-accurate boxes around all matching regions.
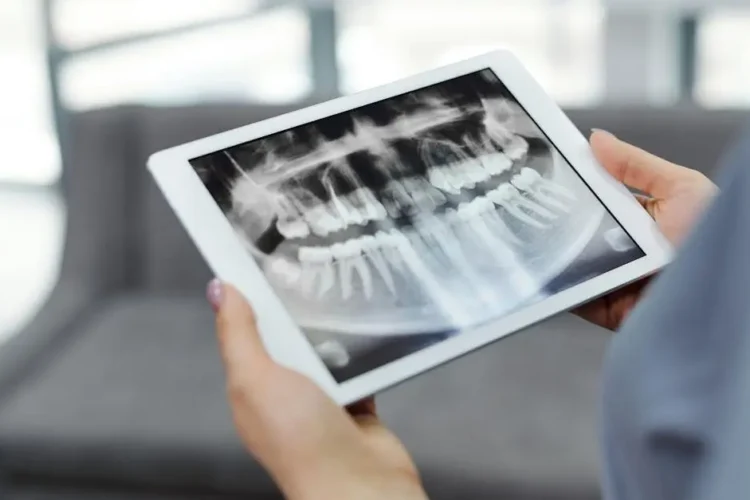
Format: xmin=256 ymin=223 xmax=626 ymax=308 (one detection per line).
xmin=599 ymin=125 xmax=750 ymax=500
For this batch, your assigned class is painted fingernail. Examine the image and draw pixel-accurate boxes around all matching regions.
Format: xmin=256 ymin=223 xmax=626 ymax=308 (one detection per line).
xmin=591 ymin=128 xmax=616 ymax=138
xmin=206 ymin=279 xmax=224 ymax=312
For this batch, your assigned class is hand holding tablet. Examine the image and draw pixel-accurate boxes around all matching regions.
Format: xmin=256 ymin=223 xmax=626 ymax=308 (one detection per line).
xmin=149 ymin=51 xmax=672 ymax=406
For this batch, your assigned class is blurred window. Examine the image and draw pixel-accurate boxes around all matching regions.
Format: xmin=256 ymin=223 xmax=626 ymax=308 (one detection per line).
xmin=336 ymin=0 xmax=604 ymax=106
xmin=58 ymin=4 xmax=311 ymax=109
xmin=696 ymin=8 xmax=750 ymax=107
xmin=0 ymin=0 xmax=60 ymax=184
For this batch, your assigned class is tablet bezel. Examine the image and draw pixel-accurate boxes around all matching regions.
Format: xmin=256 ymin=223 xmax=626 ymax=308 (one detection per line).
xmin=148 ymin=50 xmax=673 ymax=406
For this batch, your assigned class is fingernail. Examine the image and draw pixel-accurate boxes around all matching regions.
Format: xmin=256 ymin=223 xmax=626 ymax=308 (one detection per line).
xmin=206 ymin=279 xmax=224 ymax=312
xmin=591 ymin=128 xmax=616 ymax=138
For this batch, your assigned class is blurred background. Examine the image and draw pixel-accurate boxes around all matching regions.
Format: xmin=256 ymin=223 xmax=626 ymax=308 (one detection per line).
xmin=3 ymin=0 xmax=750 ymax=345
xmin=0 ymin=1 xmax=749 ymax=499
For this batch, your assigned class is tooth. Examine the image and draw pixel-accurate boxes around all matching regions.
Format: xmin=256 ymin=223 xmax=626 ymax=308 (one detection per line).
xmin=330 ymin=243 xmax=351 ymax=300
xmin=481 ymin=152 xmax=513 ymax=176
xmin=513 ymin=194 xmax=557 ymax=220
xmin=299 ymin=247 xmax=335 ymax=298
xmin=349 ymin=241 xmax=373 ymax=299
xmin=505 ymin=136 xmax=528 ymax=161
xmin=404 ymin=177 xmax=446 ymax=212
xmin=416 ymin=214 xmax=477 ymax=277
xmin=458 ymin=201 xmax=515 ymax=256
xmin=341 ymin=194 xmax=367 ymax=226
xmin=268 ymin=257 xmax=302 ymax=286
xmin=361 ymin=235 xmax=396 ymax=295
xmin=520 ymin=167 xmax=577 ymax=202
xmin=513 ymin=173 xmax=570 ymax=213
xmin=388 ymin=229 xmax=474 ymax=324
xmin=428 ymin=168 xmax=461 ymax=194
xmin=332 ymin=241 xmax=371 ymax=300
xmin=304 ymin=205 xmax=341 ymax=236
xmin=475 ymin=197 xmax=523 ymax=246
xmin=382 ymin=181 xmax=416 ymax=218
xmin=316 ymin=248 xmax=336 ymax=298
xmin=448 ymin=165 xmax=474 ymax=189
xmin=356 ymin=189 xmax=388 ymax=221
xmin=276 ymin=219 xmax=310 ymax=239
xmin=462 ymin=160 xmax=489 ymax=184
xmin=328 ymin=196 xmax=352 ymax=225
xmin=375 ymin=231 xmax=406 ymax=273
xmin=298 ymin=247 xmax=320 ymax=296
xmin=489 ymin=184 xmax=548 ymax=229
xmin=404 ymin=228 xmax=443 ymax=273
xmin=511 ymin=172 xmax=570 ymax=213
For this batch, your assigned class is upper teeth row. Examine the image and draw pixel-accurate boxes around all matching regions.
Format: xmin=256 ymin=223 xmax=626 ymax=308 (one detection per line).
xmin=277 ymin=188 xmax=389 ymax=239
xmin=426 ymin=138 xmax=527 ymax=194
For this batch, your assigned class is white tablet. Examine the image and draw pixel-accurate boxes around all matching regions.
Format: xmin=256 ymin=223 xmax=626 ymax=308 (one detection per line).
xmin=148 ymin=50 xmax=672 ymax=406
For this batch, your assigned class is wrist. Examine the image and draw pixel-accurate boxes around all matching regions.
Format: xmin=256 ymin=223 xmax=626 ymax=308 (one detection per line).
xmin=278 ymin=462 xmax=427 ymax=500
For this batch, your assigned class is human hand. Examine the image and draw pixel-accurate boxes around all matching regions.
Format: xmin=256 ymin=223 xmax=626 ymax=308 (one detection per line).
xmin=574 ymin=130 xmax=718 ymax=331
xmin=206 ymin=280 xmax=427 ymax=500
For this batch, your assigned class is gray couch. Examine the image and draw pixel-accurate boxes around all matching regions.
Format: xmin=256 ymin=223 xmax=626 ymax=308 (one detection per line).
xmin=0 ymin=104 xmax=745 ymax=500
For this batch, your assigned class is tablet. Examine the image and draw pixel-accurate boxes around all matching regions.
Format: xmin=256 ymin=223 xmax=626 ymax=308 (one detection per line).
xmin=148 ymin=50 xmax=672 ymax=406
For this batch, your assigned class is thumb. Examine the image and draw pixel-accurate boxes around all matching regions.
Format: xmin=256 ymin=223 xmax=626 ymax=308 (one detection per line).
xmin=590 ymin=129 xmax=684 ymax=198
xmin=207 ymin=280 xmax=272 ymax=378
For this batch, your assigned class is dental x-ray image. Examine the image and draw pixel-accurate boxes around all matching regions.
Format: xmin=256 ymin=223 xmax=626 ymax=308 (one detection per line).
xmin=191 ymin=69 xmax=645 ymax=383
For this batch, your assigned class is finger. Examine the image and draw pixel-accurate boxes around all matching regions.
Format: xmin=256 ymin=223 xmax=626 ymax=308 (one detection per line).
xmin=347 ymin=397 xmax=377 ymax=418
xmin=208 ymin=280 xmax=272 ymax=378
xmin=634 ymin=193 xmax=660 ymax=220
xmin=590 ymin=130 xmax=684 ymax=198
xmin=347 ymin=397 xmax=382 ymax=430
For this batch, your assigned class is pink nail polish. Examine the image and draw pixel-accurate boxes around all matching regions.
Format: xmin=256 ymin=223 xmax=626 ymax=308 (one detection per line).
xmin=206 ymin=279 xmax=224 ymax=312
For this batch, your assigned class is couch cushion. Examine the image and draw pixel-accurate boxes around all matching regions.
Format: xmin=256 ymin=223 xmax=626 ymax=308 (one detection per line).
xmin=0 ymin=294 xmax=278 ymax=497
xmin=0 ymin=292 xmax=607 ymax=499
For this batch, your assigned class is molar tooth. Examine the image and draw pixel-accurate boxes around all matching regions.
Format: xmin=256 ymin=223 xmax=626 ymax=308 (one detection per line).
xmin=330 ymin=243 xmax=351 ymax=300
xmin=268 ymin=257 xmax=302 ymax=286
xmin=386 ymin=230 xmax=463 ymax=318
xmin=342 ymin=195 xmax=367 ymax=226
xmin=514 ymin=194 xmax=558 ymax=220
xmin=448 ymin=165 xmax=474 ymax=189
xmin=512 ymin=173 xmax=570 ymax=213
xmin=520 ymin=167 xmax=577 ymax=201
xmin=334 ymin=240 xmax=372 ymax=300
xmin=276 ymin=219 xmax=310 ymax=239
xmin=304 ymin=205 xmax=341 ymax=236
xmin=505 ymin=136 xmax=529 ymax=161
xmin=402 ymin=178 xmax=447 ymax=212
xmin=477 ymin=199 xmax=523 ymax=246
xmin=355 ymin=189 xmax=388 ymax=222
xmin=382 ymin=181 xmax=417 ymax=218
xmin=375 ymin=231 xmax=406 ymax=273
xmin=361 ymin=235 xmax=397 ymax=296
xmin=489 ymin=184 xmax=548 ymax=229
xmin=316 ymin=248 xmax=336 ymax=298
xmin=427 ymin=168 xmax=461 ymax=194
xmin=416 ymin=215 xmax=475 ymax=275
xmin=351 ymin=253 xmax=373 ymax=300
xmin=481 ymin=152 xmax=513 ymax=176
xmin=463 ymin=160 xmax=489 ymax=184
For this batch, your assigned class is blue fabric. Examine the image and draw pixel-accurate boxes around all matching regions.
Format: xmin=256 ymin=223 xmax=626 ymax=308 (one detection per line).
xmin=600 ymin=124 xmax=750 ymax=500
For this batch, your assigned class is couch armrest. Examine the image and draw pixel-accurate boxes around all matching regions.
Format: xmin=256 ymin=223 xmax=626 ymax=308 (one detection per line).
xmin=0 ymin=280 xmax=95 ymax=404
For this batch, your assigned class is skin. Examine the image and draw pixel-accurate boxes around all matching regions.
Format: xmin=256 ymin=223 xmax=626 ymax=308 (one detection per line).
xmin=575 ymin=130 xmax=718 ymax=330
xmin=210 ymin=130 xmax=717 ymax=499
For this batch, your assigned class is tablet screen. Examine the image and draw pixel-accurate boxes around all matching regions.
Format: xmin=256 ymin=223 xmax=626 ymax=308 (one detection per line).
xmin=190 ymin=69 xmax=645 ymax=382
